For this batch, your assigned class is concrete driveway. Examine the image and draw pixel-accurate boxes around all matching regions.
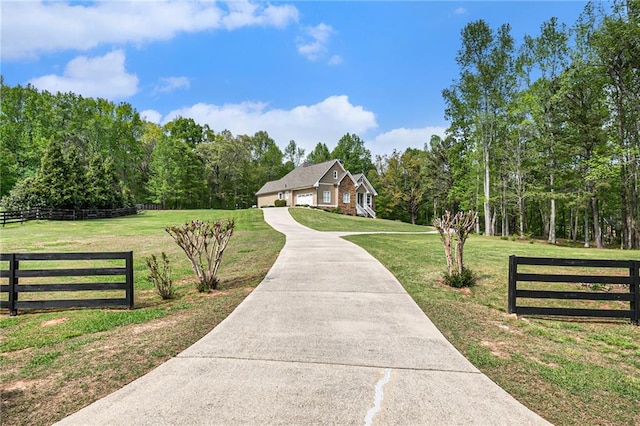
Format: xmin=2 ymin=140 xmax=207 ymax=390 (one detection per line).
xmin=56 ymin=207 xmax=549 ymax=425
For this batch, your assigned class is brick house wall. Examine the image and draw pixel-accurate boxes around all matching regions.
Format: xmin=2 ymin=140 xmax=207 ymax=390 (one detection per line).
xmin=338 ymin=177 xmax=356 ymax=215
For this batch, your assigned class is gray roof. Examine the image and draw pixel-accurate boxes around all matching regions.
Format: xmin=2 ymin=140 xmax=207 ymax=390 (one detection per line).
xmin=256 ymin=159 xmax=341 ymax=195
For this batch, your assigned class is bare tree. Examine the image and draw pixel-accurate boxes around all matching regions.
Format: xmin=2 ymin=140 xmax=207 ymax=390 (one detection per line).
xmin=165 ymin=219 xmax=235 ymax=291
xmin=433 ymin=211 xmax=478 ymax=276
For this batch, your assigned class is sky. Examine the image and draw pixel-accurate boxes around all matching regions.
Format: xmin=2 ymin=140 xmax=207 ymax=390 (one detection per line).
xmin=1 ymin=1 xmax=589 ymax=158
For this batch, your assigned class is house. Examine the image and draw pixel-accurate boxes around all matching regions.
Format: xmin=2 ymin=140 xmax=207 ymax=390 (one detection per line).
xmin=256 ymin=159 xmax=377 ymax=217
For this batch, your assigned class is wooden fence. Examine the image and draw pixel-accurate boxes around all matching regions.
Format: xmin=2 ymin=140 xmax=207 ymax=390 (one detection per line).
xmin=1 ymin=207 xmax=137 ymax=226
xmin=0 ymin=210 xmax=39 ymax=226
xmin=508 ymin=256 xmax=639 ymax=325
xmin=0 ymin=252 xmax=134 ymax=316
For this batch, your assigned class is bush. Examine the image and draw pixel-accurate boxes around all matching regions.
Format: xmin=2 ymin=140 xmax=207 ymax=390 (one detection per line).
xmin=274 ymin=199 xmax=287 ymax=207
xmin=443 ymin=267 xmax=476 ymax=288
xmin=146 ymin=252 xmax=174 ymax=299
xmin=165 ymin=219 xmax=235 ymax=292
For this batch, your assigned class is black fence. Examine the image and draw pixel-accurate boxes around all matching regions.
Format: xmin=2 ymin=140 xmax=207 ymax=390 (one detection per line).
xmin=136 ymin=204 xmax=163 ymax=210
xmin=1 ymin=207 xmax=138 ymax=226
xmin=508 ymin=256 xmax=639 ymax=325
xmin=0 ymin=210 xmax=40 ymax=226
xmin=0 ymin=252 xmax=134 ymax=316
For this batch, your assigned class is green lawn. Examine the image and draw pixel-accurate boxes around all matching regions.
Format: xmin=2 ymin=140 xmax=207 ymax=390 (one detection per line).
xmin=288 ymin=207 xmax=433 ymax=232
xmin=0 ymin=209 xmax=284 ymax=426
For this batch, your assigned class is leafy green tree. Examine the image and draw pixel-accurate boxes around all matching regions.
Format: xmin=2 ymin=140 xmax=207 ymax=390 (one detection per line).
xmin=443 ymin=20 xmax=516 ymax=236
xmin=249 ymin=131 xmax=287 ymax=193
xmin=377 ymin=148 xmax=428 ymax=224
xmin=284 ymin=139 xmax=305 ymax=168
xmin=521 ymin=17 xmax=570 ymax=243
xmin=306 ymin=142 xmax=331 ymax=164
xmin=331 ymin=133 xmax=374 ymax=174
xmin=589 ymin=0 xmax=640 ymax=248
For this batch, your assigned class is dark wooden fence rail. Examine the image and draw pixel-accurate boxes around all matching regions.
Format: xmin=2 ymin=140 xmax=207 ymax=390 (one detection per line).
xmin=508 ymin=256 xmax=639 ymax=325
xmin=0 ymin=252 xmax=134 ymax=316
xmin=1 ymin=207 xmax=137 ymax=226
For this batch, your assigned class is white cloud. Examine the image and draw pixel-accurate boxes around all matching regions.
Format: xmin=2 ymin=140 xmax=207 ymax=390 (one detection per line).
xmin=222 ymin=1 xmax=299 ymax=30
xmin=370 ymin=126 xmax=447 ymax=157
xmin=163 ymin=95 xmax=377 ymax=154
xmin=141 ymin=109 xmax=162 ymax=124
xmin=2 ymin=1 xmax=299 ymax=60
xmin=454 ymin=7 xmax=467 ymax=15
xmin=297 ymin=23 xmax=335 ymax=61
xmin=153 ymin=77 xmax=191 ymax=94
xmin=28 ymin=50 xmax=138 ymax=99
xmin=328 ymin=55 xmax=343 ymax=66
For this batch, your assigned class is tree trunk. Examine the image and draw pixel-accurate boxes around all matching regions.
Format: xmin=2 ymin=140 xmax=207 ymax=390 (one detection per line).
xmin=549 ymin=173 xmax=556 ymax=244
xmin=483 ymin=143 xmax=492 ymax=236
xmin=584 ymin=203 xmax=590 ymax=248
xmin=592 ymin=196 xmax=603 ymax=248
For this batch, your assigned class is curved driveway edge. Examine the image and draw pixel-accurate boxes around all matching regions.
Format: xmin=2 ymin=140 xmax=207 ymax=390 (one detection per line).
xmin=56 ymin=207 xmax=549 ymax=425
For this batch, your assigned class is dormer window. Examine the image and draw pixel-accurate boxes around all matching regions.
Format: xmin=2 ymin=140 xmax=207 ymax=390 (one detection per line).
xmin=333 ymin=170 xmax=338 ymax=179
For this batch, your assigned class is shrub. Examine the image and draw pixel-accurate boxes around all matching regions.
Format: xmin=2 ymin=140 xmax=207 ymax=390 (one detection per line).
xmin=165 ymin=219 xmax=235 ymax=292
xmin=274 ymin=199 xmax=287 ymax=207
xmin=443 ymin=267 xmax=476 ymax=288
xmin=146 ymin=252 xmax=174 ymax=299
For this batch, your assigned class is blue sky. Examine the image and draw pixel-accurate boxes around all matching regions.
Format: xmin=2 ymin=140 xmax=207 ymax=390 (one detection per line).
xmin=1 ymin=1 xmax=588 ymax=157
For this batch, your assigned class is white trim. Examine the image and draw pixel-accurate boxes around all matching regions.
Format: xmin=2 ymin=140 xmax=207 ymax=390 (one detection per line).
xmin=343 ymin=192 xmax=350 ymax=203
xmin=323 ymin=191 xmax=331 ymax=203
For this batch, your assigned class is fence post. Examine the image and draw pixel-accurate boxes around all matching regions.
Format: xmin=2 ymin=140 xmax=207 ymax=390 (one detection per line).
xmin=8 ymin=254 xmax=18 ymax=316
xmin=125 ymin=251 xmax=134 ymax=310
xmin=631 ymin=260 xmax=639 ymax=326
xmin=508 ymin=255 xmax=517 ymax=314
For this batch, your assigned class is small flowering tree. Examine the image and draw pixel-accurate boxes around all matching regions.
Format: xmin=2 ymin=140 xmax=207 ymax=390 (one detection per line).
xmin=433 ymin=211 xmax=478 ymax=287
xmin=166 ymin=219 xmax=235 ymax=292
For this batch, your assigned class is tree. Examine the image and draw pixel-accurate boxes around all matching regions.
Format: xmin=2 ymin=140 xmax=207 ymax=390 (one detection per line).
xmin=165 ymin=219 xmax=235 ymax=292
xmin=284 ymin=140 xmax=305 ymax=167
xmin=424 ymin=135 xmax=456 ymax=219
xmin=521 ymin=17 xmax=571 ymax=244
xmin=589 ymin=0 xmax=640 ymax=248
xmin=331 ymin=133 xmax=374 ymax=174
xmin=306 ymin=142 xmax=331 ymax=164
xmin=378 ymin=148 xmax=428 ymax=225
xmin=433 ymin=211 xmax=478 ymax=287
xmin=443 ymin=20 xmax=516 ymax=236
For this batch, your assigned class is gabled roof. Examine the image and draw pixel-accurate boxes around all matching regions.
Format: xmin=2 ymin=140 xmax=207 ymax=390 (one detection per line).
xmin=353 ymin=173 xmax=378 ymax=196
xmin=256 ymin=159 xmax=344 ymax=196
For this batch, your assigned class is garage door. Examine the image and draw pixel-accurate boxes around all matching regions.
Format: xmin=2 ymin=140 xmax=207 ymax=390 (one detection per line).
xmin=296 ymin=193 xmax=313 ymax=206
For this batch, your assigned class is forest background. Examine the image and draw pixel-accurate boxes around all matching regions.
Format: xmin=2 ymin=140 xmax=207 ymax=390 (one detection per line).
xmin=1 ymin=1 xmax=638 ymax=249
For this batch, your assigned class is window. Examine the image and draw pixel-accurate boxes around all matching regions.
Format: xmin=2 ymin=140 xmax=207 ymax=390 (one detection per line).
xmin=278 ymin=192 xmax=283 ymax=200
xmin=323 ymin=191 xmax=331 ymax=203
xmin=333 ymin=170 xmax=338 ymax=179
xmin=367 ymin=194 xmax=372 ymax=206
xmin=343 ymin=192 xmax=350 ymax=204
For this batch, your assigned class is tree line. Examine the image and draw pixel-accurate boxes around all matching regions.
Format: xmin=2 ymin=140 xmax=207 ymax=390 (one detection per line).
xmin=376 ymin=1 xmax=639 ymax=249
xmin=0 ymin=79 xmax=373 ymax=211
xmin=1 ymin=1 xmax=637 ymax=248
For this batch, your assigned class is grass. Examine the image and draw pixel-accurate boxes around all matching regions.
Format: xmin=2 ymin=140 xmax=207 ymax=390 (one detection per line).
xmin=0 ymin=209 xmax=284 ymax=426
xmin=292 ymin=208 xmax=639 ymax=425
xmin=288 ymin=207 xmax=433 ymax=232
